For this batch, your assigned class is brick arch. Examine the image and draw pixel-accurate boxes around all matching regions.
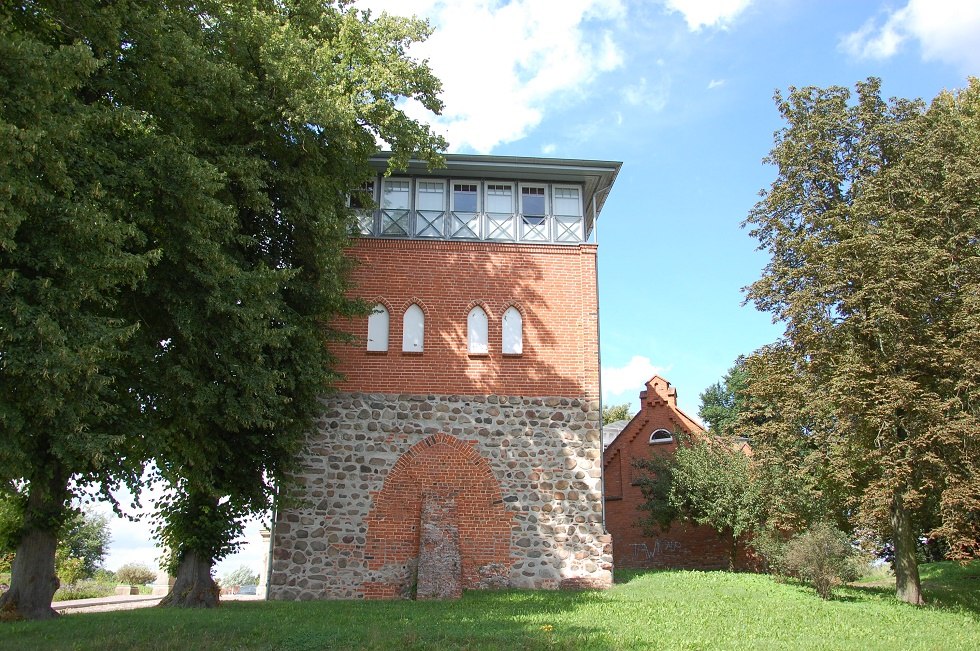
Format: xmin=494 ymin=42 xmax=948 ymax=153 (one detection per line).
xmin=399 ymin=297 xmax=430 ymax=316
xmin=499 ymin=300 xmax=526 ymax=318
xmin=363 ymin=433 xmax=513 ymax=597
xmin=369 ymin=297 xmax=394 ymax=313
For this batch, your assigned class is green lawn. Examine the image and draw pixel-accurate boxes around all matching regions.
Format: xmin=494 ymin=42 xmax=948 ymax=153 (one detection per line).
xmin=1 ymin=562 xmax=976 ymax=650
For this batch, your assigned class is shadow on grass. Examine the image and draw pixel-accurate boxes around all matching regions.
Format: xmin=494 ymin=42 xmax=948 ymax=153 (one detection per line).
xmin=838 ymin=560 xmax=980 ymax=617
xmin=0 ymin=589 xmax=615 ymax=651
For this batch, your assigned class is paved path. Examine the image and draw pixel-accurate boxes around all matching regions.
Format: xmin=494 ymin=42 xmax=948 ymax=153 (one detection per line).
xmin=52 ymin=593 xmax=263 ymax=615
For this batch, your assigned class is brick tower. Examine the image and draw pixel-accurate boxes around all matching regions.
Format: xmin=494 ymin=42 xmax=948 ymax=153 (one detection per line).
xmin=269 ymin=154 xmax=621 ymax=599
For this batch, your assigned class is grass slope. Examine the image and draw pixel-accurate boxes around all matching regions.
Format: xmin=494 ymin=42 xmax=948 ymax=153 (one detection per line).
xmin=1 ymin=562 xmax=976 ymax=650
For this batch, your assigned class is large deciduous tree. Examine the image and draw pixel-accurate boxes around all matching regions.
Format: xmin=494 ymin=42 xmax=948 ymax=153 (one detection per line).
xmin=698 ymin=357 xmax=749 ymax=437
xmin=743 ymin=78 xmax=980 ymax=605
xmin=1 ymin=0 xmax=445 ymax=618
xmin=1 ymin=2 xmax=163 ymax=619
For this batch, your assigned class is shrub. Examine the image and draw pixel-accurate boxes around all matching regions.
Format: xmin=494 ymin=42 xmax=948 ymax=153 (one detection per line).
xmin=222 ymin=565 xmax=260 ymax=587
xmin=53 ymin=579 xmax=116 ymax=601
xmin=780 ymin=522 xmax=861 ymax=599
xmin=115 ymin=563 xmax=157 ymax=586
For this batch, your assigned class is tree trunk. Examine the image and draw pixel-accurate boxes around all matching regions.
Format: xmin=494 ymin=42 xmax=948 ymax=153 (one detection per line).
xmin=0 ymin=467 xmax=70 ymax=620
xmin=157 ymin=550 xmax=220 ymax=608
xmin=890 ymin=490 xmax=924 ymax=605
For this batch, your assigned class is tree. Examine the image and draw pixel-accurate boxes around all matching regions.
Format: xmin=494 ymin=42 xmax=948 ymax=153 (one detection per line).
xmin=0 ymin=0 xmax=445 ymax=618
xmin=602 ymin=403 xmax=633 ymax=425
xmin=114 ymin=563 xmax=156 ymax=587
xmin=1 ymin=3 xmax=160 ymax=618
xmin=742 ymin=78 xmax=980 ymax=605
xmin=636 ymin=433 xmax=762 ymax=570
xmin=114 ymin=2 xmax=446 ymax=608
xmin=60 ymin=510 xmax=111 ymax=578
xmin=221 ymin=565 xmax=260 ymax=588
xmin=698 ymin=357 xmax=749 ymax=437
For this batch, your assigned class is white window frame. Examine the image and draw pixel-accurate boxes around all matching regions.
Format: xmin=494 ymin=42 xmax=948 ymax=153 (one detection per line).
xmin=519 ymin=183 xmax=549 ymax=241
xmin=381 ymin=178 xmax=412 ymax=237
xmin=502 ymin=306 xmax=523 ymax=355
xmin=467 ymin=306 xmax=489 ymax=354
xmin=450 ymin=179 xmax=481 ymax=213
xmin=402 ymin=304 xmax=425 ymax=353
xmin=552 ymin=184 xmax=584 ymax=243
xmin=349 ymin=180 xmax=377 ymax=235
xmin=450 ymin=179 xmax=481 ymax=239
xmin=366 ymin=304 xmax=389 ymax=352
xmin=415 ymin=179 xmax=447 ymax=238
xmin=649 ymin=429 xmax=673 ymax=445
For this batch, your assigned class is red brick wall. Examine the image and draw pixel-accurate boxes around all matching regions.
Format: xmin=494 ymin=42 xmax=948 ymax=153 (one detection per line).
xmin=604 ymin=376 xmax=753 ymax=571
xmin=361 ymin=433 xmax=513 ymax=598
xmin=334 ymin=239 xmax=599 ymax=400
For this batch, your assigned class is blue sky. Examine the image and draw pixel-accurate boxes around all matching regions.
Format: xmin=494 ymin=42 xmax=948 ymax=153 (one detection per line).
xmin=99 ymin=0 xmax=980 ymax=580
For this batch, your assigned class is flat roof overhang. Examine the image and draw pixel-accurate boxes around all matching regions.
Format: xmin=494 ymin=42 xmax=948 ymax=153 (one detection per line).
xmin=369 ymin=152 xmax=622 ymax=238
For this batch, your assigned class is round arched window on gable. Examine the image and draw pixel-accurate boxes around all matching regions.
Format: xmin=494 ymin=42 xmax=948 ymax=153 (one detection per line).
xmin=649 ymin=429 xmax=673 ymax=445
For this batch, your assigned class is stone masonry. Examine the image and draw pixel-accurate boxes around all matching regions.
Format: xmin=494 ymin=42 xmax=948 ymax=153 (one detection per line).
xmin=269 ymin=392 xmax=612 ymax=600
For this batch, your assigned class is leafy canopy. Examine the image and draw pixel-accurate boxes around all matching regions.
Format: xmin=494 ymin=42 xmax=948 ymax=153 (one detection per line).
xmin=741 ymin=77 xmax=980 ymax=602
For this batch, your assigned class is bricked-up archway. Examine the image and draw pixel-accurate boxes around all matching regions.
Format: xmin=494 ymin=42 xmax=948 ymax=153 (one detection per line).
xmin=361 ymin=433 xmax=513 ymax=598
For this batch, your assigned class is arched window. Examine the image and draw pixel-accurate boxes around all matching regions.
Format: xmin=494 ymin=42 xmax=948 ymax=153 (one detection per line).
xmin=402 ymin=304 xmax=424 ymax=352
xmin=468 ymin=306 xmax=489 ymax=354
xmin=502 ymin=306 xmax=523 ymax=355
xmin=366 ymin=304 xmax=389 ymax=352
xmin=649 ymin=429 xmax=673 ymax=445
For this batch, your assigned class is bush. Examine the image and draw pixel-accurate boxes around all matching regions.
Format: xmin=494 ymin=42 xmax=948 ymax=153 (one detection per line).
xmin=222 ymin=565 xmax=260 ymax=587
xmin=53 ymin=579 xmax=116 ymax=601
xmin=115 ymin=563 xmax=157 ymax=586
xmin=779 ymin=522 xmax=861 ymax=599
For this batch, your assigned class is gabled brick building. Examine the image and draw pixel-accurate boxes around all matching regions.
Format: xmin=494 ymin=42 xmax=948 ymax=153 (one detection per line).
xmin=269 ymin=154 xmax=621 ymax=600
xmin=604 ymin=375 xmax=752 ymax=570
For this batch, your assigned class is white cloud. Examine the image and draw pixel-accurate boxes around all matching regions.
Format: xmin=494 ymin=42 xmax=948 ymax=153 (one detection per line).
xmin=602 ymin=355 xmax=665 ymax=401
xmin=707 ymin=78 xmax=726 ymax=89
xmin=840 ymin=0 xmax=980 ymax=71
xmin=358 ymin=0 xmax=627 ymax=153
xmin=622 ymin=76 xmax=670 ymax=111
xmin=663 ymin=0 xmax=752 ymax=31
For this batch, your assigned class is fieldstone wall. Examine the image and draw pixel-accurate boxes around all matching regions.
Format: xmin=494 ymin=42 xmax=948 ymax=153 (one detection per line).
xmin=269 ymin=392 xmax=612 ymax=600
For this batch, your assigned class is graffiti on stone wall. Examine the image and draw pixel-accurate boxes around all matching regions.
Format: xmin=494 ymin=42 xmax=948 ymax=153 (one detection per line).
xmin=630 ymin=539 xmax=681 ymax=561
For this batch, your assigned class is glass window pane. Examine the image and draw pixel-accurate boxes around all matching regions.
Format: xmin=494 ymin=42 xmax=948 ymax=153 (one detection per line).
xmin=383 ymin=180 xmax=410 ymax=210
xmin=486 ymin=184 xmax=513 ymax=214
xmin=553 ymin=187 xmax=581 ymax=216
xmin=417 ymin=182 xmax=445 ymax=211
xmin=453 ymin=183 xmax=478 ymax=212
xmin=349 ymin=181 xmax=375 ymax=209
xmin=521 ymin=186 xmax=545 ymax=219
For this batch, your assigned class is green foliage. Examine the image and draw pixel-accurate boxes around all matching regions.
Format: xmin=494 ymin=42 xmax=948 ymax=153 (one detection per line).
xmin=698 ymin=357 xmax=749 ymax=437
xmin=55 ymin=550 xmax=86 ymax=590
xmin=742 ymin=78 xmax=980 ymax=602
xmin=636 ymin=433 xmax=762 ymax=568
xmin=222 ymin=565 xmax=260 ymax=588
xmin=52 ymin=578 xmax=117 ymax=602
xmin=114 ymin=563 xmax=156 ymax=587
xmin=777 ymin=522 xmax=862 ymax=599
xmin=601 ymin=403 xmax=633 ymax=425
xmin=3 ymin=564 xmax=980 ymax=650
xmin=60 ymin=509 xmax=112 ymax=578
xmin=2 ymin=0 xmax=446 ymax=610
